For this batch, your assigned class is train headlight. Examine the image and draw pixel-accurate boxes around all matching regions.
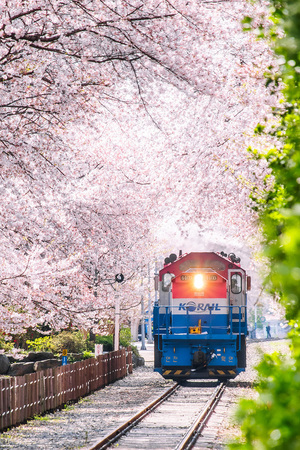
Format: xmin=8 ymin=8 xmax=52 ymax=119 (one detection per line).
xmin=194 ymin=274 xmax=204 ymax=289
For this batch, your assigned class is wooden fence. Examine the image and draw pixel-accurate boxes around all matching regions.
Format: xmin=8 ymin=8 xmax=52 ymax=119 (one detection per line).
xmin=0 ymin=348 xmax=132 ymax=431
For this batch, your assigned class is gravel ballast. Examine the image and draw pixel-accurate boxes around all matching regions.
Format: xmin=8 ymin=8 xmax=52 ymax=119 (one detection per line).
xmin=0 ymin=339 xmax=290 ymax=449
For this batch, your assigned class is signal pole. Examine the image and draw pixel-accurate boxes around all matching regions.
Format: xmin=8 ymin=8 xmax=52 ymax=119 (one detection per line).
xmin=141 ymin=293 xmax=146 ymax=350
xmin=114 ymin=293 xmax=120 ymax=351
xmin=140 ymin=276 xmax=146 ymax=350
xmin=114 ymin=273 xmax=124 ymax=351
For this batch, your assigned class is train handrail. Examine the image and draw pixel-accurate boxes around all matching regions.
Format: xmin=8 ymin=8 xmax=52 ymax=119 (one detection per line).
xmin=155 ymin=304 xmax=247 ymax=339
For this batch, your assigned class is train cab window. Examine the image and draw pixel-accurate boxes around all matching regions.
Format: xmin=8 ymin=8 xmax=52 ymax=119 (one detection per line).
xmin=162 ymin=273 xmax=175 ymax=291
xmin=231 ymin=273 xmax=242 ymax=294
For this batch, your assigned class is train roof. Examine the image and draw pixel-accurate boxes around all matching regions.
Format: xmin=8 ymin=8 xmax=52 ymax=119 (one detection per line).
xmin=159 ymin=251 xmax=245 ymax=279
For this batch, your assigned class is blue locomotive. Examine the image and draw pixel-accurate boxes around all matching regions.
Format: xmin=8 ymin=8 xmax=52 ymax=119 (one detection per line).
xmin=153 ymin=251 xmax=250 ymax=380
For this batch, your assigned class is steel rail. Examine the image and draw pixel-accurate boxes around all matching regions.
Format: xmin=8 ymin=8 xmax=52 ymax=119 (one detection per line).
xmin=175 ymin=382 xmax=227 ymax=450
xmin=86 ymin=382 xmax=180 ymax=450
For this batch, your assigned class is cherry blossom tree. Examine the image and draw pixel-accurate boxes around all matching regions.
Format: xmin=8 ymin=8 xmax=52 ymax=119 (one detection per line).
xmin=0 ymin=0 xmax=278 ymax=334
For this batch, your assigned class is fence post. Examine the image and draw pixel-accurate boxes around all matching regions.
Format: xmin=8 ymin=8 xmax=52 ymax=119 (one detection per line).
xmin=126 ymin=346 xmax=133 ymax=374
xmin=99 ymin=355 xmax=105 ymax=389
xmin=0 ymin=378 xmax=10 ymax=429
xmin=11 ymin=377 xmax=17 ymax=427
xmin=19 ymin=375 xmax=26 ymax=423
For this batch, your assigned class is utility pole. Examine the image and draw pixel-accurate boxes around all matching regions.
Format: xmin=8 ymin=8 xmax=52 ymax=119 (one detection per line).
xmin=140 ymin=276 xmax=146 ymax=350
xmin=147 ymin=263 xmax=153 ymax=344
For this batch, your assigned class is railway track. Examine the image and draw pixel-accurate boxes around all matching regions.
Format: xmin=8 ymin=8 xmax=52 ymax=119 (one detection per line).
xmin=86 ymin=380 xmax=227 ymax=450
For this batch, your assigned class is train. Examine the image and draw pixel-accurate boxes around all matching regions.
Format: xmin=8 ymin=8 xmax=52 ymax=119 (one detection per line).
xmin=153 ymin=251 xmax=250 ymax=380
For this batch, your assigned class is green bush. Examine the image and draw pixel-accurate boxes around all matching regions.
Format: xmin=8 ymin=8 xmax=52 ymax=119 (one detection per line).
xmin=120 ymin=327 xmax=131 ymax=347
xmin=86 ymin=335 xmax=96 ymax=352
xmin=131 ymin=345 xmax=139 ymax=358
xmin=82 ymin=350 xmax=94 ymax=360
xmin=50 ymin=331 xmax=87 ymax=354
xmin=229 ymin=347 xmax=300 ymax=449
xmin=16 ymin=328 xmax=136 ymax=361
xmin=0 ymin=337 xmax=14 ymax=352
xmin=233 ymin=0 xmax=300 ymax=446
xmin=94 ymin=327 xmax=134 ymax=352
xmin=95 ymin=334 xmax=113 ymax=352
xmin=26 ymin=332 xmax=88 ymax=354
xmin=26 ymin=336 xmax=53 ymax=352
